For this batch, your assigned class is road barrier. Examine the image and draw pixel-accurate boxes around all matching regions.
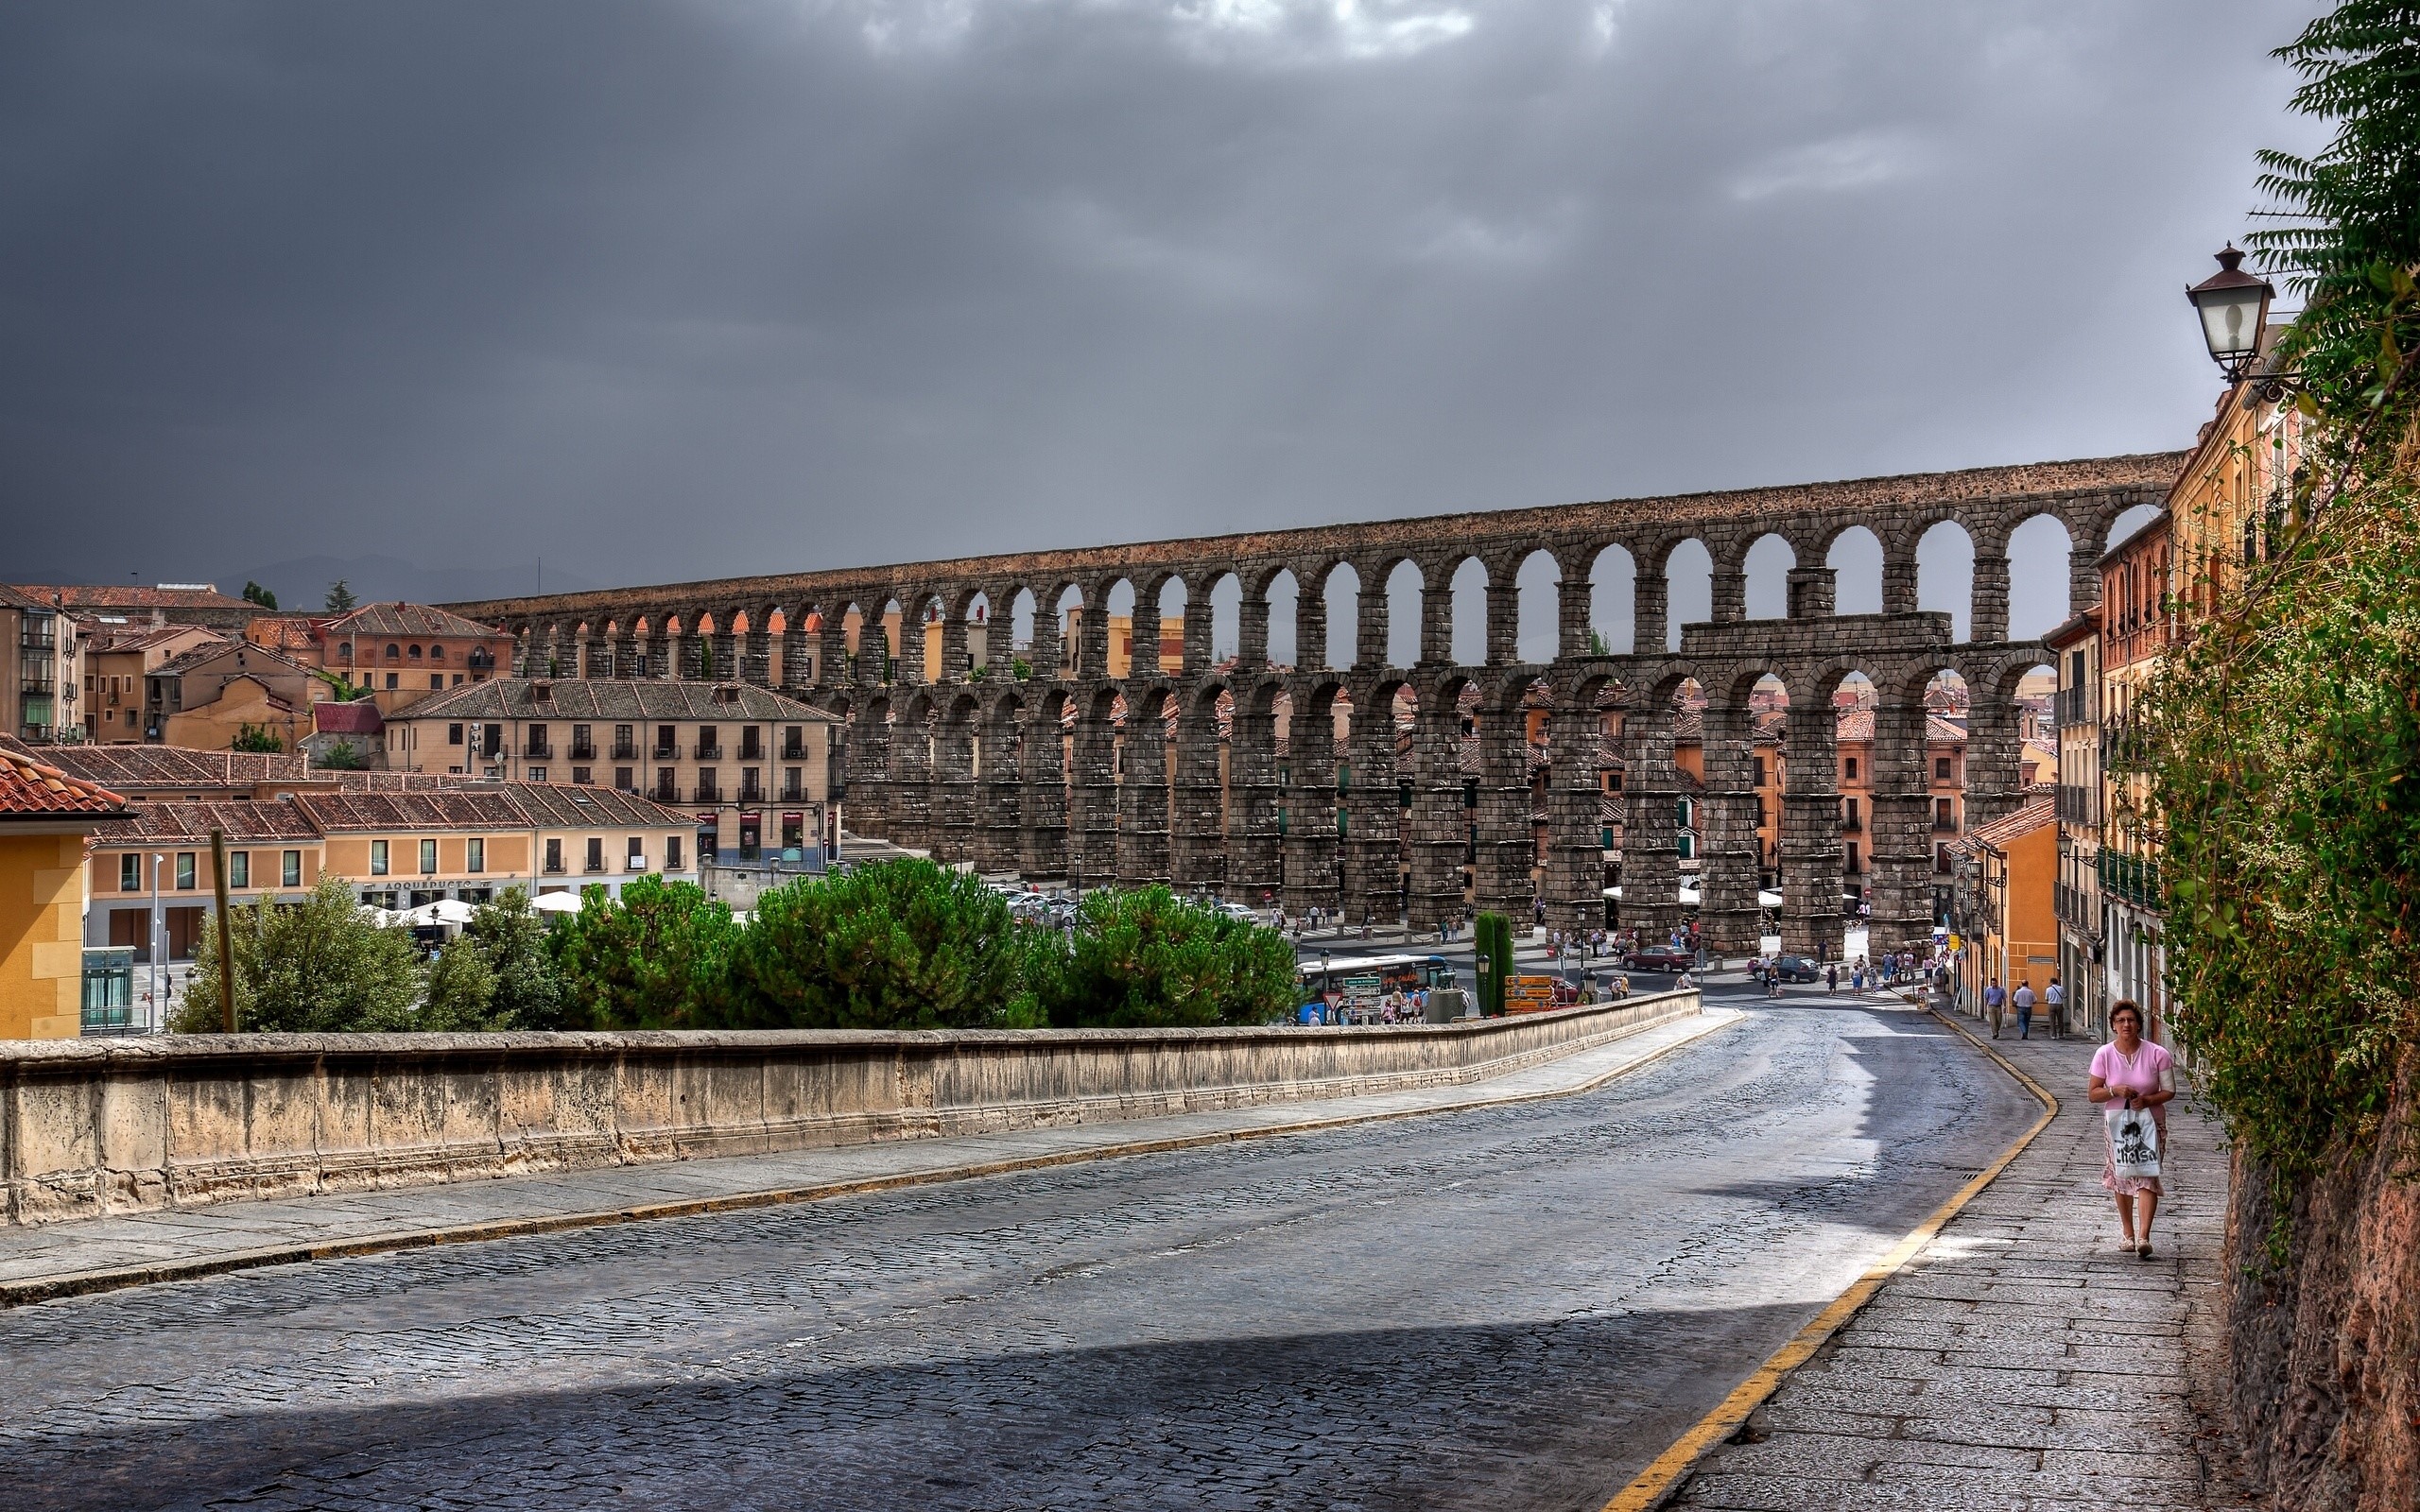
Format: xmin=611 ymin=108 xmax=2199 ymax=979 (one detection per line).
xmin=0 ymin=991 xmax=1698 ymax=1228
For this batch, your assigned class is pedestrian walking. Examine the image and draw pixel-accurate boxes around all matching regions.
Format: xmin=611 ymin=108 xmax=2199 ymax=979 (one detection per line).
xmin=2013 ymin=980 xmax=2036 ymax=1040
xmin=1984 ymin=978 xmax=2008 ymax=1038
xmin=2045 ymin=975 xmax=2065 ymax=1039
xmin=1825 ymin=963 xmax=1838 ymax=994
xmin=2088 ymin=1000 xmax=2174 ymax=1259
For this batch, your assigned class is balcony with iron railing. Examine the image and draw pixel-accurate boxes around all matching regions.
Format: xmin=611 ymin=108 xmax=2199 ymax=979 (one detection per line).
xmin=2097 ymin=850 xmax=2163 ymax=910
xmin=525 ymin=741 xmax=552 ymax=760
xmin=739 ymin=776 xmax=763 ymax=803
xmin=695 ymin=781 xmax=724 ymax=803
xmin=780 ymin=780 xmax=805 ymax=802
xmin=612 ymin=741 xmax=639 ymax=761
xmin=21 ymin=670 xmax=56 ymax=695
xmin=653 ymin=741 xmax=683 ymax=761
xmin=543 ymin=857 xmax=567 ymax=875
xmin=653 ymin=782 xmax=679 ymax=803
xmin=782 ymin=738 xmax=805 ymax=761
xmin=2056 ymin=686 xmax=2095 ymax=729
xmin=570 ymin=740 xmax=596 ymax=761
xmin=695 ymin=740 xmax=724 ymax=763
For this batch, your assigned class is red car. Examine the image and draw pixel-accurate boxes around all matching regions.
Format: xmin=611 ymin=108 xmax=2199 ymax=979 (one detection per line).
xmin=1620 ymin=947 xmax=1695 ymax=973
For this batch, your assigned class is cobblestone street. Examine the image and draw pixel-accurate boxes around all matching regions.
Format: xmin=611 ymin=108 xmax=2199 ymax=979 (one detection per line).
xmin=6 ymin=1001 xmax=2036 ymax=1512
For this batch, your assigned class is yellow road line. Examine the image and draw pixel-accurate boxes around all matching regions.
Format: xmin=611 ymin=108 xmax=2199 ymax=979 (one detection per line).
xmin=1595 ymin=1005 xmax=2060 ymax=1512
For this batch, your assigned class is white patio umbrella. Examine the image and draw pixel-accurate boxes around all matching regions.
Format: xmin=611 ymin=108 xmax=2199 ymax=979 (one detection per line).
xmin=404 ymin=899 xmax=478 ymax=927
xmin=1757 ymin=889 xmax=1783 ymax=909
xmin=529 ymin=890 xmax=587 ymax=916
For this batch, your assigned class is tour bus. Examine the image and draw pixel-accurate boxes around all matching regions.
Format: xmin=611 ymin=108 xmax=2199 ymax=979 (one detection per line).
xmin=1300 ymin=954 xmax=1456 ymax=999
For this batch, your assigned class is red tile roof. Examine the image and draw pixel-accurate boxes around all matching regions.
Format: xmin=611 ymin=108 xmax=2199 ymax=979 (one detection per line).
xmin=326 ymin=602 xmax=510 ymax=639
xmin=0 ymin=746 xmax=130 ymax=819
xmin=11 ymin=584 xmax=253 ymax=611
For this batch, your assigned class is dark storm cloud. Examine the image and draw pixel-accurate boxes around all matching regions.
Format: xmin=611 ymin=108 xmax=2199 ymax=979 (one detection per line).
xmin=0 ymin=0 xmax=2322 ymax=628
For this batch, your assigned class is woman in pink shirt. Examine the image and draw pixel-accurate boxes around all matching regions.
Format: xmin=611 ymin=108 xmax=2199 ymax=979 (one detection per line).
xmin=2087 ymin=999 xmax=2175 ymax=1260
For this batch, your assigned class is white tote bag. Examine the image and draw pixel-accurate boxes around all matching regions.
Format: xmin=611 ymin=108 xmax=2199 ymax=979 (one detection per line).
xmin=2107 ymin=1108 xmax=2162 ymax=1182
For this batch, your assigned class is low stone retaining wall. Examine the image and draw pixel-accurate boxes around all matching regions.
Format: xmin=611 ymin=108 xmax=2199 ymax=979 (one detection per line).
xmin=0 ymin=991 xmax=1699 ymax=1228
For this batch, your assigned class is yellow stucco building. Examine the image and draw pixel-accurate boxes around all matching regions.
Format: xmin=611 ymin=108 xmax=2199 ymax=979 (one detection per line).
xmin=0 ymin=746 xmax=130 ymax=1040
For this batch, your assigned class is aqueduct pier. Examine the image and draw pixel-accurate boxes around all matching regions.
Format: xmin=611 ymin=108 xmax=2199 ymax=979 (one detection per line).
xmin=444 ymin=451 xmax=2181 ymax=961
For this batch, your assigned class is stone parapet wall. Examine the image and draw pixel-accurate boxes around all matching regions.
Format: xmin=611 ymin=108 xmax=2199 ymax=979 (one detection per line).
xmin=0 ymin=991 xmax=1699 ymax=1228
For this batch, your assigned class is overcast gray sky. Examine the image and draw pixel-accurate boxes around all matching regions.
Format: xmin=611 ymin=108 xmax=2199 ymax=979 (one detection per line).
xmin=0 ymin=1 xmax=2322 ymax=637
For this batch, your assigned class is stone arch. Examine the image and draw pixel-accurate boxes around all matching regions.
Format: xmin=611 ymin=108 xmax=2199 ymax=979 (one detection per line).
xmin=1315 ymin=559 xmax=1361 ymax=671
xmin=1381 ymin=558 xmax=1425 ymax=669
xmin=1915 ymin=521 xmax=1976 ymax=643
xmin=1586 ymin=542 xmax=1638 ymax=656
xmin=1514 ymin=548 xmax=1560 ymax=664
xmin=1742 ymin=532 xmax=1797 ymax=620
xmin=1448 ymin=556 xmax=1489 ymax=666
xmin=1260 ymin=567 xmax=1300 ymax=671
xmin=2003 ymin=511 xmax=2076 ymax=641
xmin=1825 ymin=525 xmax=1885 ymax=615
xmin=1660 ymin=538 xmax=1714 ymax=653
xmin=1206 ymin=571 xmax=1243 ymax=668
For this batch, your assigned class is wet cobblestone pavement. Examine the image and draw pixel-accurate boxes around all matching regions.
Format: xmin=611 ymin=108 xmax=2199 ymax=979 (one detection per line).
xmin=5 ymin=1001 xmax=2036 ymax=1512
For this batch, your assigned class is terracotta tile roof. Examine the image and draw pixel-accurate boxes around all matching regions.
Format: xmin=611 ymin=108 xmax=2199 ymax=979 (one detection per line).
xmin=0 ymin=745 xmax=130 ymax=819
xmin=391 ymin=678 xmax=838 ymax=724
xmin=326 ymin=602 xmax=510 ymax=640
xmin=1835 ymin=709 xmax=1876 ymax=743
xmin=1927 ymin=714 xmax=1968 ymax=744
xmin=109 ymin=800 xmax=320 ymax=845
xmin=85 ymin=625 xmax=221 ymax=656
xmin=10 ymin=584 xmax=254 ymax=612
xmin=508 ymin=783 xmax=699 ymax=829
xmin=245 ymin=616 xmax=323 ymax=652
xmin=2 ymin=738 xmax=313 ymax=791
xmin=313 ymin=701 xmax=385 ymax=734
xmin=290 ymin=790 xmax=534 ymax=833
xmin=1952 ymin=794 xmax=2056 ymax=854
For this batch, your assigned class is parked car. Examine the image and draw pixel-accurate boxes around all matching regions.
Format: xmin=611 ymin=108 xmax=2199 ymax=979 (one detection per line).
xmin=1752 ymin=954 xmax=1823 ymax=984
xmin=1620 ymin=947 xmax=1695 ymax=972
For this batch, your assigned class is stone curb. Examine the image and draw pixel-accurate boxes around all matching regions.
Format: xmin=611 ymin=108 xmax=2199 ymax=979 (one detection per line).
xmin=0 ymin=1007 xmax=1743 ymax=1311
xmin=1595 ymin=1005 xmax=2061 ymax=1512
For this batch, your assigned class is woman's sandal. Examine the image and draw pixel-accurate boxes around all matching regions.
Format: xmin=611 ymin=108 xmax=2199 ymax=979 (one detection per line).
xmin=2137 ymin=1242 xmax=2154 ymax=1261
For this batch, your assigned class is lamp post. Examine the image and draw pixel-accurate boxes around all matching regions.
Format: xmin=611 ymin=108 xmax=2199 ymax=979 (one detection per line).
xmin=2187 ymin=245 xmax=2275 ymax=383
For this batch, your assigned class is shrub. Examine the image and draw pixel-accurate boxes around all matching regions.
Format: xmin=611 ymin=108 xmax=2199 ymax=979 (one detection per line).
xmin=173 ymin=877 xmax=422 ymax=1033
xmin=734 ymin=860 xmax=1025 ymax=1029
xmin=1033 ymin=885 xmax=1297 ymax=1028
xmin=548 ymin=875 xmax=742 ymax=1029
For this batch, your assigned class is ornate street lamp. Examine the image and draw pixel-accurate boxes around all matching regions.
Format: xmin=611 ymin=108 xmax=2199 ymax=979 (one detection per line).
xmin=2187 ymin=245 xmax=2274 ymax=383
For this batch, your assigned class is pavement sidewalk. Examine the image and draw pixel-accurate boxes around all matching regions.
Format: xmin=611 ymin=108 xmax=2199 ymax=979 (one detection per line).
xmin=1667 ymin=1022 xmax=2251 ymax=1511
xmin=0 ymin=1004 xmax=1740 ymax=1309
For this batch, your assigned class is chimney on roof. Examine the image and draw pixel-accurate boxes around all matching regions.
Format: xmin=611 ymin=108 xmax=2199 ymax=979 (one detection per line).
xmin=531 ymin=680 xmax=552 ymax=701
xmin=714 ymin=683 xmax=739 ymax=704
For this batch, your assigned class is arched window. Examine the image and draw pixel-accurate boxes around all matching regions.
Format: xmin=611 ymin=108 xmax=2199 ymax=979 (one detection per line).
xmin=429 ymin=644 xmax=446 ymax=662
xmin=385 ymin=644 xmax=402 ymax=662
xmin=408 ymin=644 xmax=423 ymax=660
xmin=337 ymin=642 xmax=352 ymax=660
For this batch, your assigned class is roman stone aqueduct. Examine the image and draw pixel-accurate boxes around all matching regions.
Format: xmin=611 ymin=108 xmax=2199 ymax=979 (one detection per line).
xmin=447 ymin=452 xmax=2179 ymax=962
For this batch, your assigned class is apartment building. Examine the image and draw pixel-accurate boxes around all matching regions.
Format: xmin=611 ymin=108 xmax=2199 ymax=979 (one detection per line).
xmin=380 ymin=679 xmax=841 ymax=862
xmin=82 ymin=624 xmax=222 ymax=742
xmin=0 ymin=744 xmax=132 ymax=1040
xmin=1946 ymin=792 xmax=2059 ymax=1013
xmin=246 ymin=602 xmax=516 ymax=713
xmin=144 ymin=640 xmax=327 ymax=751
xmin=0 ymin=586 xmax=88 ymax=745
xmin=2045 ymin=607 xmax=2105 ymax=1039
xmin=2100 ymin=511 xmax=2176 ymax=1040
